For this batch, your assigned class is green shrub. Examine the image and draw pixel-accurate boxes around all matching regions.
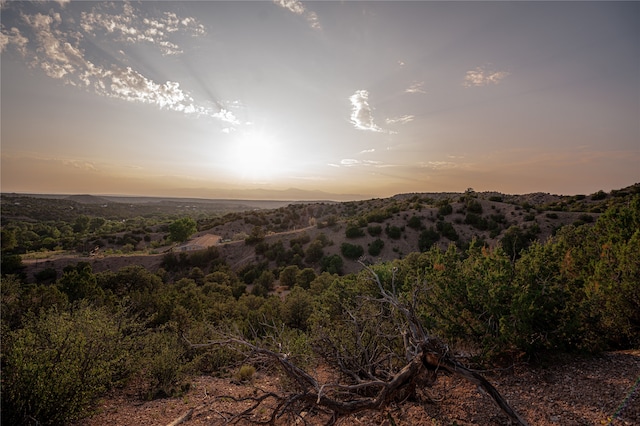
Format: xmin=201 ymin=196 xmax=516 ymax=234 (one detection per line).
xmin=436 ymin=221 xmax=459 ymax=241
xmin=407 ymin=215 xmax=422 ymax=230
xmin=2 ymin=305 xmax=126 ymax=425
xmin=385 ymin=225 xmax=402 ymax=239
xmin=418 ymin=227 xmax=440 ymax=251
xmin=437 ymin=203 xmax=453 ymax=216
xmin=345 ymin=224 xmax=365 ymax=238
xmin=320 ymin=254 xmax=343 ymax=274
xmin=367 ymin=225 xmax=382 ymax=236
xmin=236 ymin=365 xmax=256 ymax=383
xmin=368 ymin=238 xmax=385 ymax=256
xmin=139 ymin=330 xmax=189 ymax=399
xmin=341 ymin=243 xmax=364 ymax=260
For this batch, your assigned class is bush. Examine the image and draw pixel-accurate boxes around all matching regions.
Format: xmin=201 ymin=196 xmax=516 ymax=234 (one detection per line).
xmin=438 ymin=203 xmax=453 ymax=216
xmin=368 ymin=238 xmax=385 ymax=256
xmin=2 ymin=305 xmax=127 ymax=425
xmin=385 ymin=225 xmax=402 ymax=239
xmin=345 ymin=224 xmax=365 ymax=238
xmin=467 ymin=200 xmax=483 ymax=214
xmin=407 ymin=215 xmax=422 ymax=230
xmin=367 ymin=225 xmax=382 ymax=236
xmin=140 ymin=330 xmax=190 ymax=399
xmin=436 ymin=221 xmax=459 ymax=241
xmin=418 ymin=227 xmax=440 ymax=251
xmin=341 ymin=243 xmax=364 ymax=260
xmin=320 ymin=254 xmax=343 ymax=274
xmin=236 ymin=365 xmax=256 ymax=383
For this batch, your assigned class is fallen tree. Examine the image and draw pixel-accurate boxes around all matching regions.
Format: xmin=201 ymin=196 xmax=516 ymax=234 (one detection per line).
xmin=184 ymin=262 xmax=529 ymax=425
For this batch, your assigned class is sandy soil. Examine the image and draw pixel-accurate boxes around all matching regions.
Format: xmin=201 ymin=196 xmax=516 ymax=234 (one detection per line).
xmin=79 ymin=350 xmax=639 ymax=426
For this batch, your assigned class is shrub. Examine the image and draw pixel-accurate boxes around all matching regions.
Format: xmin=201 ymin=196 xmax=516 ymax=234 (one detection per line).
xmin=2 ymin=305 xmax=126 ymax=425
xmin=341 ymin=243 xmax=364 ymax=260
xmin=236 ymin=365 xmax=256 ymax=383
xmin=320 ymin=254 xmax=343 ymax=274
xmin=418 ymin=227 xmax=440 ymax=251
xmin=140 ymin=330 xmax=190 ymax=399
xmin=407 ymin=215 xmax=422 ymax=230
xmin=464 ymin=212 xmax=489 ymax=230
xmin=367 ymin=225 xmax=382 ymax=236
xmin=437 ymin=203 xmax=453 ymax=216
xmin=436 ymin=221 xmax=459 ymax=241
xmin=385 ymin=225 xmax=402 ymax=239
xmin=366 ymin=210 xmax=391 ymax=223
xmin=467 ymin=200 xmax=483 ymax=214
xmin=345 ymin=224 xmax=365 ymax=238
xmin=368 ymin=238 xmax=385 ymax=256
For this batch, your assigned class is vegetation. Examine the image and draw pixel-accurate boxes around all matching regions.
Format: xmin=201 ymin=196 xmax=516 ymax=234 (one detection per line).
xmin=168 ymin=217 xmax=197 ymax=243
xmin=1 ymin=185 xmax=638 ymax=424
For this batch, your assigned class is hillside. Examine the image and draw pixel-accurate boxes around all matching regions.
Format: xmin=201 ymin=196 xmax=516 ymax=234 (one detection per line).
xmin=10 ymin=184 xmax=638 ymax=281
xmin=2 ymin=184 xmax=638 ymax=426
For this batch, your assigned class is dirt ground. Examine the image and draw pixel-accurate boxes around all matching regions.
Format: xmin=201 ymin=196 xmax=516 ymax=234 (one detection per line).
xmin=79 ymin=350 xmax=639 ymax=426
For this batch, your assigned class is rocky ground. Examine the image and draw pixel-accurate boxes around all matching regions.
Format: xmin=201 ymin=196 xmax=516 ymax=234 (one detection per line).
xmin=79 ymin=350 xmax=639 ymax=426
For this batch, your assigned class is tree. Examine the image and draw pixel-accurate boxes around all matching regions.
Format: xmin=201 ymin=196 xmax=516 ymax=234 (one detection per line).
xmin=321 ymin=254 xmax=343 ymax=275
xmin=296 ymin=268 xmax=317 ymax=289
xmin=279 ymin=265 xmax=300 ymax=288
xmin=168 ymin=217 xmax=197 ymax=243
xmin=304 ymin=239 xmax=324 ymax=264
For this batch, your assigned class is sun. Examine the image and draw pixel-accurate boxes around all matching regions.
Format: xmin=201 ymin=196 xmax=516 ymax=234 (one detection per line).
xmin=227 ymin=130 xmax=282 ymax=181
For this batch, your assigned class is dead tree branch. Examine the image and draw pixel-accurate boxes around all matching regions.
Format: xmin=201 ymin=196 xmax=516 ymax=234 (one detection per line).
xmin=183 ymin=263 xmax=528 ymax=425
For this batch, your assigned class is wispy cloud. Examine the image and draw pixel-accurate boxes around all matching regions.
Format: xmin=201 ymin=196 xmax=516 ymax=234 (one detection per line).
xmin=405 ymin=81 xmax=426 ymax=94
xmin=419 ymin=161 xmax=458 ymax=170
xmin=463 ymin=66 xmax=509 ymax=87
xmin=80 ymin=2 xmax=205 ymax=56
xmin=360 ymin=148 xmax=376 ymax=154
xmin=273 ymin=0 xmax=321 ymax=31
xmin=333 ymin=158 xmax=388 ymax=168
xmin=63 ymin=159 xmax=98 ymax=171
xmin=349 ymin=90 xmax=382 ymax=132
xmin=1 ymin=1 xmax=237 ymax=125
xmin=386 ymin=115 xmax=415 ymax=125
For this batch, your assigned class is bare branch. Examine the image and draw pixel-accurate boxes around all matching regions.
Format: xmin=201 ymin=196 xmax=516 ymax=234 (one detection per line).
xmin=182 ymin=265 xmax=529 ymax=426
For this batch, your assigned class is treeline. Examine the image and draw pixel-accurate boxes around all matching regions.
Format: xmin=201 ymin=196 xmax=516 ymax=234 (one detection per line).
xmin=1 ymin=196 xmax=638 ymax=425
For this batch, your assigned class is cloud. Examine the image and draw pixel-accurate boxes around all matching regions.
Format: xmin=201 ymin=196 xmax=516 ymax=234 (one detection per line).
xmin=80 ymin=2 xmax=205 ymax=56
xmin=63 ymin=159 xmax=99 ymax=171
xmin=386 ymin=115 xmax=415 ymax=125
xmin=0 ymin=26 xmax=28 ymax=55
xmin=334 ymin=158 xmax=388 ymax=168
xmin=273 ymin=0 xmax=321 ymax=31
xmin=1 ymin=2 xmax=238 ymax=125
xmin=349 ymin=90 xmax=382 ymax=132
xmin=405 ymin=81 xmax=426 ymax=94
xmin=419 ymin=161 xmax=458 ymax=170
xmin=360 ymin=148 xmax=376 ymax=154
xmin=463 ymin=66 xmax=509 ymax=87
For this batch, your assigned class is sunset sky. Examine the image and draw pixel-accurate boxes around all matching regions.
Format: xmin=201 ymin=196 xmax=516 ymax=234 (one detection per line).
xmin=1 ymin=1 xmax=638 ymax=200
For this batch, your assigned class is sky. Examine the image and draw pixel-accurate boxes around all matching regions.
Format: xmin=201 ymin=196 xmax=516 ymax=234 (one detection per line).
xmin=1 ymin=0 xmax=639 ymax=200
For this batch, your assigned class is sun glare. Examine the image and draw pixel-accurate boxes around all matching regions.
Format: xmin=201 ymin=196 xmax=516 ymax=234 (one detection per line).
xmin=227 ymin=131 xmax=282 ymax=181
